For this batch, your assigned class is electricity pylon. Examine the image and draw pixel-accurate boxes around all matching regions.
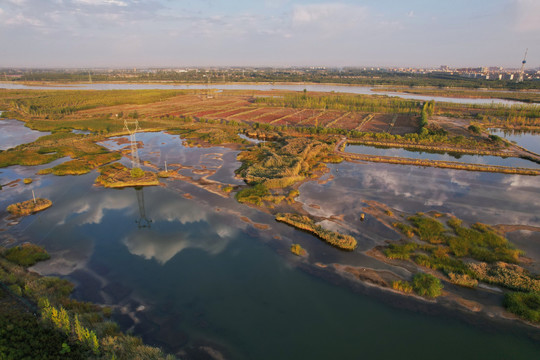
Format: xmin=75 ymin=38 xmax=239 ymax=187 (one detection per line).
xmin=135 ymin=187 xmax=152 ymax=229
xmin=123 ymin=119 xmax=141 ymax=169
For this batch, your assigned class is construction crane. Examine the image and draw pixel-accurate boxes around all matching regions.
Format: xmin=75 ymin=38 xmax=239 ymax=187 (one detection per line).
xmin=517 ymin=48 xmax=528 ymax=83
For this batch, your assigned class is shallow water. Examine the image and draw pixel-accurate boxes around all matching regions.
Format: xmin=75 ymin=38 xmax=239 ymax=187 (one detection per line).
xmin=0 ymin=119 xmax=50 ymax=150
xmin=345 ymin=144 xmax=540 ymax=169
xmin=1 ymin=133 xmax=540 ymax=359
xmin=490 ymin=129 xmax=540 ymax=155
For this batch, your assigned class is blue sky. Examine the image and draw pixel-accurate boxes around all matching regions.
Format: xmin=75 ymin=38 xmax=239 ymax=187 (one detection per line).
xmin=0 ymin=0 xmax=538 ymax=68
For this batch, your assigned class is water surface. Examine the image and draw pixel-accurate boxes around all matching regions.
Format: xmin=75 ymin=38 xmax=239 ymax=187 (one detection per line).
xmin=345 ymin=144 xmax=540 ymax=169
xmin=1 ymin=132 xmax=539 ymax=359
xmin=0 ymin=119 xmax=50 ymax=150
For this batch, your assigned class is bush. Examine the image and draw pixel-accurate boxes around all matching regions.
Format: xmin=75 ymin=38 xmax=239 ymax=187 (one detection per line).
xmin=130 ymin=167 xmax=144 ymax=178
xmin=412 ymin=273 xmax=443 ymax=298
xmin=504 ymin=291 xmax=540 ymax=323
xmin=3 ymin=244 xmax=50 ymax=267
xmin=392 ymin=280 xmax=413 ymax=293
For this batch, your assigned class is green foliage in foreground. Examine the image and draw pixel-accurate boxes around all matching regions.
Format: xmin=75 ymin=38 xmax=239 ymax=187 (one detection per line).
xmin=504 ymin=291 xmax=540 ymax=323
xmin=412 ymin=273 xmax=443 ymax=298
xmin=2 ymin=243 xmax=50 ymax=267
xmin=0 ymin=248 xmax=174 ymax=359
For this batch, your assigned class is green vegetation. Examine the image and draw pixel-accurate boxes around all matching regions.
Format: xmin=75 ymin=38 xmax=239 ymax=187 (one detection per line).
xmin=3 ymin=243 xmax=50 ymax=267
xmin=384 ymin=242 xmax=418 ymax=260
xmin=0 ymin=131 xmax=121 ymax=176
xmin=96 ymin=163 xmax=158 ymax=188
xmin=386 ymin=214 xmax=539 ymax=295
xmin=255 ymin=93 xmax=422 ymax=114
xmin=412 ymin=273 xmax=443 ymax=298
xmin=130 ymin=167 xmax=144 ymax=178
xmin=504 ymin=291 xmax=540 ymax=323
xmin=276 ymin=213 xmax=357 ymax=251
xmin=237 ymin=137 xmax=332 ymax=189
xmin=236 ymin=183 xmax=271 ymax=206
xmin=469 ymin=262 xmax=540 ymax=292
xmin=290 ymin=244 xmax=307 ymax=256
xmin=392 ymin=280 xmax=413 ymax=293
xmin=0 ymin=245 xmax=174 ymax=359
xmin=23 ymin=178 xmax=32 ymax=184
xmin=7 ymin=198 xmax=52 ymax=216
xmin=4 ymin=89 xmax=184 ymax=117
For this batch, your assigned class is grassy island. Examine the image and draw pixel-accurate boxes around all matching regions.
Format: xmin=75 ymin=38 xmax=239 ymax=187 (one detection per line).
xmin=276 ymin=213 xmax=357 ymax=251
xmin=95 ymin=163 xmax=159 ymax=188
xmin=291 ymin=244 xmax=307 ymax=256
xmin=383 ymin=212 xmax=540 ymax=322
xmin=7 ymin=198 xmax=52 ymax=216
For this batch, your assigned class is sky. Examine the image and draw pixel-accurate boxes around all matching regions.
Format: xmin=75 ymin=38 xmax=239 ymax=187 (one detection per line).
xmin=0 ymin=0 xmax=539 ymax=68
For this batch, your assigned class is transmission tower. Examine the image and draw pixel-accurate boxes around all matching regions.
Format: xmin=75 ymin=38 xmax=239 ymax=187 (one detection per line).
xmin=518 ymin=48 xmax=528 ymax=83
xmin=123 ymin=119 xmax=141 ymax=169
xmin=135 ymin=188 xmax=152 ymax=228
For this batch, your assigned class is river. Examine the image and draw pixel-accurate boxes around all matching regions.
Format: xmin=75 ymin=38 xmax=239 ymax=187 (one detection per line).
xmin=0 ymin=82 xmax=533 ymax=106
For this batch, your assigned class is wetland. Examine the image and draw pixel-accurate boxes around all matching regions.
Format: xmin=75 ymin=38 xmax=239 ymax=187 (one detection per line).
xmin=1 ymin=88 xmax=540 ymax=359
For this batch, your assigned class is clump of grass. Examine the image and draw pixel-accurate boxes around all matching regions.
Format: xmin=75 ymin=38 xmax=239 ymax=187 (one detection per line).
xmin=384 ymin=243 xmax=418 ymax=260
xmin=407 ymin=215 xmax=446 ymax=243
xmin=447 ymin=272 xmax=478 ymax=288
xmin=276 ymin=213 xmax=357 ymax=251
xmin=393 ymin=222 xmax=415 ymax=238
xmin=7 ymin=198 xmax=52 ymax=216
xmin=23 ymin=178 xmax=33 ymax=184
xmin=412 ymin=273 xmax=443 ymax=298
xmin=291 ymin=244 xmax=307 ymax=256
xmin=236 ymin=184 xmax=270 ymax=206
xmin=469 ymin=262 xmax=540 ymax=292
xmin=392 ymin=280 xmax=413 ymax=293
xmin=2 ymin=244 xmax=50 ymax=267
xmin=131 ymin=167 xmax=144 ymax=178
xmin=504 ymin=291 xmax=540 ymax=323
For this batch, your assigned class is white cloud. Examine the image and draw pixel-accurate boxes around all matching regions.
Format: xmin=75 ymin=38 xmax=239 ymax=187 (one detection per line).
xmin=292 ymin=3 xmax=368 ymax=27
xmin=514 ymin=0 xmax=540 ymax=32
xmin=75 ymin=0 xmax=128 ymax=6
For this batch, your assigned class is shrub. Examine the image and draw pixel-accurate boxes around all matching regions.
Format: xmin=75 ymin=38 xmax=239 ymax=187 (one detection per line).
xmin=504 ymin=291 xmax=540 ymax=323
xmin=392 ymin=280 xmax=413 ymax=293
xmin=130 ymin=167 xmax=144 ymax=178
xmin=412 ymin=273 xmax=443 ymax=298
xmin=3 ymin=244 xmax=50 ymax=267
xmin=290 ymin=244 xmax=307 ymax=256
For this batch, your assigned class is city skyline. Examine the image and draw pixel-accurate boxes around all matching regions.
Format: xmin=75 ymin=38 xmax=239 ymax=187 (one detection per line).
xmin=1 ymin=0 xmax=539 ymax=68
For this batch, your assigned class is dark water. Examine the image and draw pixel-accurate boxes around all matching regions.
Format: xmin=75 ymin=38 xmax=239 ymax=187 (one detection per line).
xmin=345 ymin=144 xmax=540 ymax=169
xmin=1 ymin=133 xmax=540 ymax=359
xmin=0 ymin=118 xmax=50 ymax=150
